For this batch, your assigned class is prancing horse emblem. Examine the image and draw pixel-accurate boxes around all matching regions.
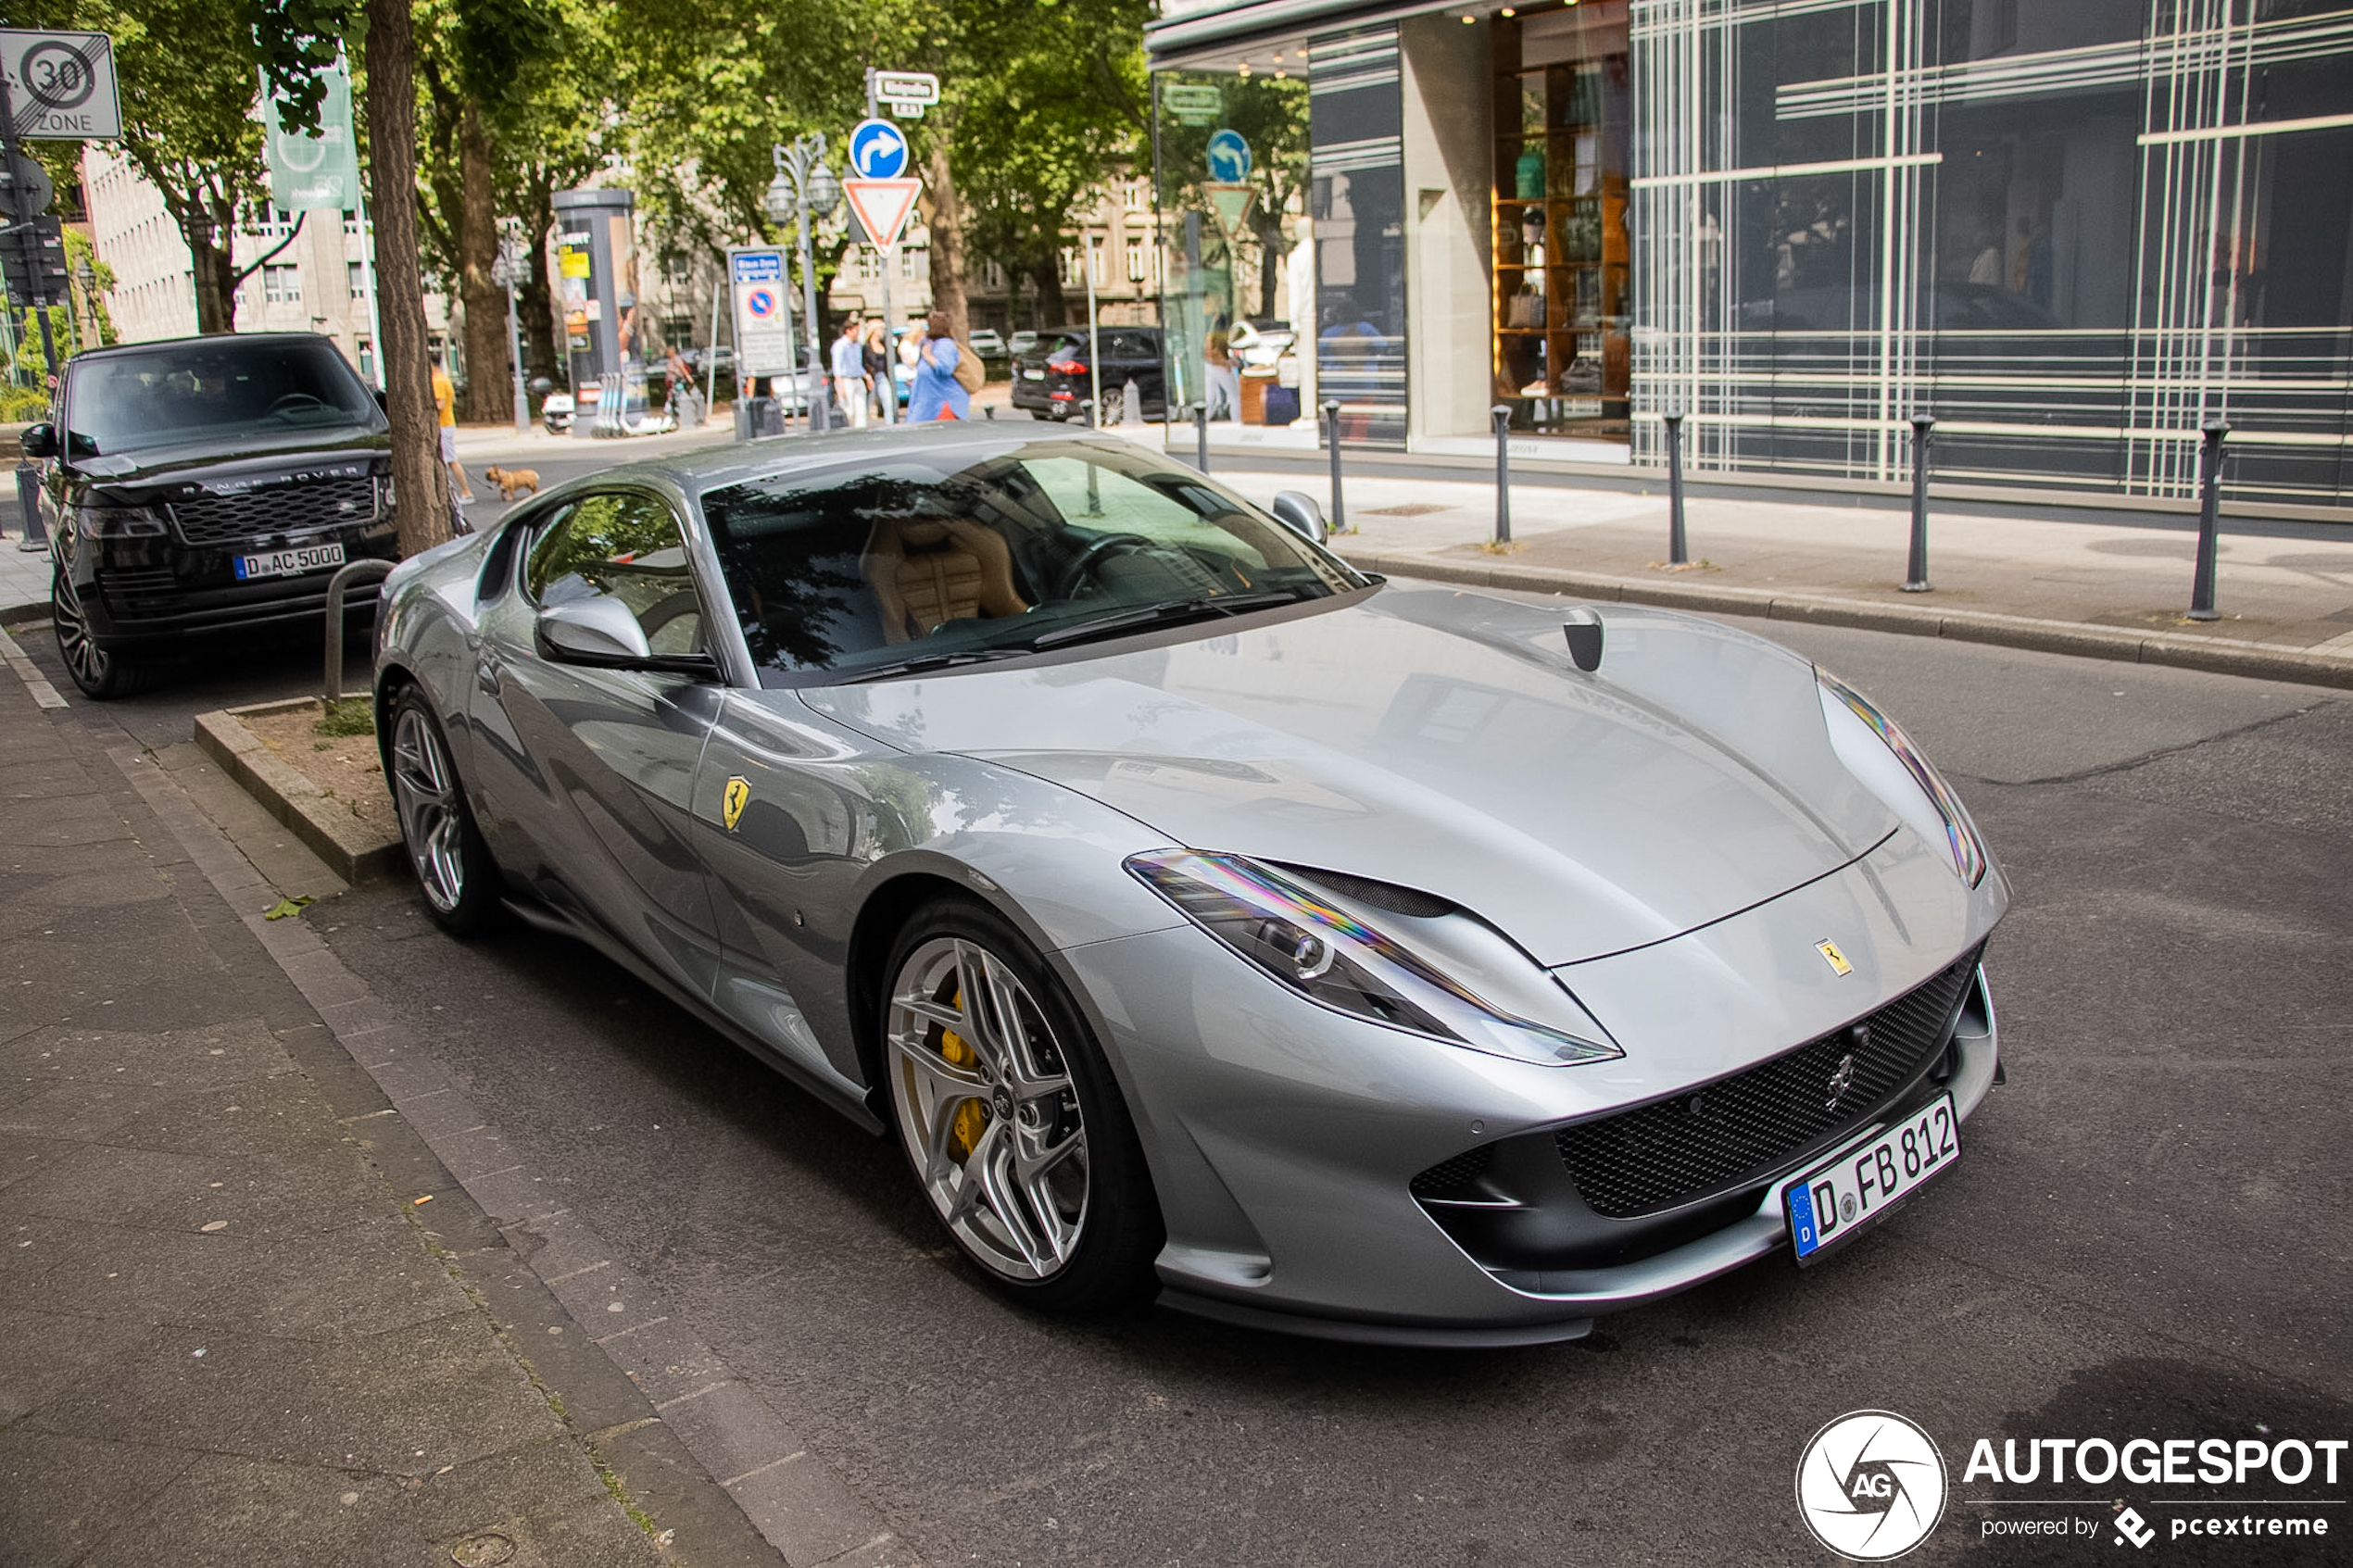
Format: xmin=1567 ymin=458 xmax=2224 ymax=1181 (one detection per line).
xmin=1826 ymin=1051 xmax=1857 ymax=1110
xmin=721 ymin=775 xmax=751 ymax=832
xmin=1816 ymin=938 xmax=1853 ymax=976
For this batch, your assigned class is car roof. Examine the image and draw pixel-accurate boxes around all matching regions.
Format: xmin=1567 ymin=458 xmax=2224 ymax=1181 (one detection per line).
xmin=68 ymin=331 xmax=346 ymax=363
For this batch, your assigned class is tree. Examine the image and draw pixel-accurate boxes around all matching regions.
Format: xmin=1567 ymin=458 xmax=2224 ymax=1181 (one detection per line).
xmin=255 ymin=0 xmax=451 ymax=557
xmin=1158 ymin=75 xmax=1307 ymax=320
xmin=21 ymin=0 xmax=271 ymax=332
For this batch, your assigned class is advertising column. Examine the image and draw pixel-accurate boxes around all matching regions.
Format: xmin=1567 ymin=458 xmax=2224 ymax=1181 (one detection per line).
xmin=551 ymin=187 xmax=647 ymax=437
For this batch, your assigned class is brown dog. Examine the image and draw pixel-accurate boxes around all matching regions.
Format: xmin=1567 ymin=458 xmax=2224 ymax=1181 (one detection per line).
xmin=483 ymin=466 xmax=541 ymax=501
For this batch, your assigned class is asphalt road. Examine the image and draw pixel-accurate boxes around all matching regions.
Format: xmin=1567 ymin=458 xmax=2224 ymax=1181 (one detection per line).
xmin=19 ymin=580 xmax=2352 ymax=1566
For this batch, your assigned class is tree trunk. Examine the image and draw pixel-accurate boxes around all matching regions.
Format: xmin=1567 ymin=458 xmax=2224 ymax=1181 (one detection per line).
xmin=922 ymin=139 xmax=968 ymax=340
xmin=1028 ymin=257 xmax=1065 ymax=333
xmin=187 ymin=223 xmax=237 ymax=334
xmin=364 ymin=0 xmax=450 ymax=557
xmin=454 ymin=104 xmax=509 ymax=423
xmin=516 ymin=182 xmax=560 ymax=387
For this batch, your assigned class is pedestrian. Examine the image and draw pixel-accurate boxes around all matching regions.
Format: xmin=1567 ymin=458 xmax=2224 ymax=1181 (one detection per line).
xmin=862 ymin=320 xmax=891 ymax=421
xmin=662 ymin=343 xmax=698 ymax=427
xmin=430 ymin=347 xmax=474 ymax=507
xmin=830 ymin=317 xmax=869 ymax=430
xmin=909 ymin=310 xmax=969 ymax=422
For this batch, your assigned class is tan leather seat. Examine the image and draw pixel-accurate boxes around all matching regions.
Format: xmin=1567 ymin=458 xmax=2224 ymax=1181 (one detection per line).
xmin=862 ymin=516 xmax=1029 ymax=644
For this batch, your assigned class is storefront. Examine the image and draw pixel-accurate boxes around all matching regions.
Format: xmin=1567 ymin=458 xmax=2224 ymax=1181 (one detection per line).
xmin=1147 ymin=0 xmax=2353 ymax=508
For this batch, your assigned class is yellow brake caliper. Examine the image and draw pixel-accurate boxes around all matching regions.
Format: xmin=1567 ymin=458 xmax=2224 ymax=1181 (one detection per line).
xmin=940 ymin=987 xmax=988 ymax=1160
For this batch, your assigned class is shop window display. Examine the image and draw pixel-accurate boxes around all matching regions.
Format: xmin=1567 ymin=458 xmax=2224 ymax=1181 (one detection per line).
xmin=1492 ymin=3 xmax=1629 ymax=440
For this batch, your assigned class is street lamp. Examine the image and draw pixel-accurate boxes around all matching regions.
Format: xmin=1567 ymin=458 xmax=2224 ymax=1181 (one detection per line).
xmin=767 ymin=134 xmax=840 ymax=432
xmin=489 ymin=230 xmax=530 ymax=435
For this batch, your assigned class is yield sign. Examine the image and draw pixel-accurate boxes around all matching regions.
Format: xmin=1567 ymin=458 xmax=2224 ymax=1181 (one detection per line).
xmin=841 ymin=177 xmax=921 ymax=251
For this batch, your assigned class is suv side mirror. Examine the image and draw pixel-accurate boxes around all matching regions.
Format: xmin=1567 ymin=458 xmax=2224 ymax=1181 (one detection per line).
xmin=1269 ymin=490 xmax=1328 ymax=546
xmin=19 ymin=422 xmax=57 ymax=459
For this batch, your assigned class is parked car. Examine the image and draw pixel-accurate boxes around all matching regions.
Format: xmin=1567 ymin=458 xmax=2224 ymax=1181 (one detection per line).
xmin=26 ymin=332 xmax=398 ymax=698
xmin=373 ymin=423 xmax=2007 ymax=1342
xmin=967 ymin=328 xmax=1008 ymax=360
xmin=1006 ymin=330 xmax=1039 ymax=359
xmin=1010 ymin=326 xmax=1167 ymax=421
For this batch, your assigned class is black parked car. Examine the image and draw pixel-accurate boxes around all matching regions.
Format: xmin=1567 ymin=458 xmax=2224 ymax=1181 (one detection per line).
xmin=1009 ymin=326 xmax=1167 ymax=421
xmin=23 ymin=332 xmax=398 ymax=698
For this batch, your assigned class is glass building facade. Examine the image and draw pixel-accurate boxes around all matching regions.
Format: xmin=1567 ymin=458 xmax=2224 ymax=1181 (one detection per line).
xmin=1148 ymin=0 xmax=2353 ymax=505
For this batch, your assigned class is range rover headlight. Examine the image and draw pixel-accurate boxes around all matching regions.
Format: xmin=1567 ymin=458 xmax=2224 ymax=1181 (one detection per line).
xmin=1126 ymin=849 xmax=1622 ymax=1066
xmin=1818 ymin=670 xmax=1988 ymax=887
xmin=73 ymin=504 xmax=168 ymax=539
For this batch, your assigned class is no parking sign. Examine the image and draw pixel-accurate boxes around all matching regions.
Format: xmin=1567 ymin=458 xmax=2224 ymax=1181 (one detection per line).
xmin=728 ymin=246 xmax=795 ymax=377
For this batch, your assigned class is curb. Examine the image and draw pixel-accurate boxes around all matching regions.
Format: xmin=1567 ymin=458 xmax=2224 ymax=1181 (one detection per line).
xmin=192 ymin=696 xmax=407 ymax=884
xmin=1338 ymin=548 xmax=2353 ymax=692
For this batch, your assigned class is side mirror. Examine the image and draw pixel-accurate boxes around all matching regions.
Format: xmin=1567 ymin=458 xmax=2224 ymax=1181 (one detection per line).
xmin=1269 ymin=490 xmax=1328 ymax=546
xmin=536 ymin=597 xmax=652 ymax=664
xmin=19 ymin=422 xmax=57 ymax=459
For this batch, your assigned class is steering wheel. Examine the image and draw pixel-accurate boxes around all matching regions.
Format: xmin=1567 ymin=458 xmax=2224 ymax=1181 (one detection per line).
xmin=264 ymin=392 xmax=330 ymax=418
xmin=1051 ymin=533 xmax=1156 ymax=598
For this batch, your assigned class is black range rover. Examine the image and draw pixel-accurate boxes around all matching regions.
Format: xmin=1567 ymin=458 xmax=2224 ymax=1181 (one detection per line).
xmin=24 ymin=332 xmax=397 ymax=698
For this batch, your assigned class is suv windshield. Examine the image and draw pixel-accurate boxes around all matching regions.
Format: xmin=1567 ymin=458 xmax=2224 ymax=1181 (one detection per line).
xmin=66 ymin=337 xmax=383 ymax=458
xmin=699 ymin=439 xmax=1365 ymax=684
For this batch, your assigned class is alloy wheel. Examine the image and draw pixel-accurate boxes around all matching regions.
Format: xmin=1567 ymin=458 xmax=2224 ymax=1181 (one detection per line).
xmin=887 ymin=936 xmax=1090 ymax=1282
xmin=50 ymin=570 xmax=113 ymax=693
xmin=390 ymin=705 xmax=467 ymax=914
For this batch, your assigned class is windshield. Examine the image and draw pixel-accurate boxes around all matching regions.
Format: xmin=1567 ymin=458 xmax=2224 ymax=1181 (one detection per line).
xmin=698 ymin=439 xmax=1365 ymax=684
xmin=65 ymin=338 xmax=383 ymax=458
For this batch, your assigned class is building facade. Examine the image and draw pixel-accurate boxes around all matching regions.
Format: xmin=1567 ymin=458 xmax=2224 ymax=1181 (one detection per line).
xmin=1149 ymin=0 xmax=2353 ymax=507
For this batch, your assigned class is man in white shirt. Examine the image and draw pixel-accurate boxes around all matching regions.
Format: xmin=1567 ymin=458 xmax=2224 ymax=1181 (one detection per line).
xmin=830 ymin=318 xmax=869 ymax=429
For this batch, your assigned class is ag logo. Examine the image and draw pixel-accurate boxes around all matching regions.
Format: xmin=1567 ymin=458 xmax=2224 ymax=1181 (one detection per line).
xmin=1795 ymin=1410 xmax=1947 ymax=1561
xmin=721 ymin=775 xmax=751 ymax=832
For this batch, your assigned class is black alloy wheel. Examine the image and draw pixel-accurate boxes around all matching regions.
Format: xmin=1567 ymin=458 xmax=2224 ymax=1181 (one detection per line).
xmin=50 ymin=568 xmax=152 ymax=700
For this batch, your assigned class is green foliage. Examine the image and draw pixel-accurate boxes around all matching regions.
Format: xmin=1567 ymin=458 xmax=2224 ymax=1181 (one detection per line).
xmin=315 ymin=696 xmax=376 ymax=736
xmin=0 ymin=385 xmax=49 ymax=420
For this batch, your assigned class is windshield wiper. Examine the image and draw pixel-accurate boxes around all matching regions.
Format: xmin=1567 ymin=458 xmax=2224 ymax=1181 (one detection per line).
xmin=837 ymin=648 xmax=1028 ymax=684
xmin=1026 ymin=588 xmax=1315 ymax=651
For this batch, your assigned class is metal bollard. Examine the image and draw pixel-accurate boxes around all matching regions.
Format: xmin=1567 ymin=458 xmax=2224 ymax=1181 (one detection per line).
xmin=322 ymin=558 xmax=398 ymax=703
xmin=1663 ymin=409 xmax=1689 ymax=566
xmin=2187 ymin=419 xmax=2228 ymax=621
xmin=1322 ymin=399 xmax=1346 ymax=533
xmin=1192 ymin=401 xmax=1209 ymax=472
xmin=1491 ymin=404 xmax=1515 ymax=546
xmin=1903 ymin=415 xmax=1934 ymax=592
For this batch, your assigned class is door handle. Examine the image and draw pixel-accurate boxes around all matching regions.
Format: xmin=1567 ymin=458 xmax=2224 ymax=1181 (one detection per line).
xmin=476 ymin=646 xmax=504 ymax=696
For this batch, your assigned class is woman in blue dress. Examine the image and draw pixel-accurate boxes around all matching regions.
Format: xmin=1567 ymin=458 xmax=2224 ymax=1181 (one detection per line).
xmin=908 ymin=311 xmax=970 ymax=421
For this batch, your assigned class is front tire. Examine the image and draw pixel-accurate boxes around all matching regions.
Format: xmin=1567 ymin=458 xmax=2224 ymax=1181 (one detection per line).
xmin=881 ymin=897 xmax=1162 ymax=1311
xmin=387 ymin=687 xmax=504 ymax=935
xmin=51 ymin=568 xmax=153 ymax=699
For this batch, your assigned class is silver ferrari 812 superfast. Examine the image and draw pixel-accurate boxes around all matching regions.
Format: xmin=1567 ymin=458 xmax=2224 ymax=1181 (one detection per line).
xmin=373 ymin=423 xmax=2007 ymax=1346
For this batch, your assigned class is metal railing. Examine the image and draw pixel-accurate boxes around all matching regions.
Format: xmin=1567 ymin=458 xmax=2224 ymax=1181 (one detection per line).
xmin=322 ymin=558 xmax=396 ymax=703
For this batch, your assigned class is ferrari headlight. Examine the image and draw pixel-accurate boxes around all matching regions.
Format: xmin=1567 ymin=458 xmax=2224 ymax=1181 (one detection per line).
xmin=73 ymin=504 xmax=168 ymax=539
xmin=1818 ymin=670 xmax=1988 ymax=887
xmin=1126 ymin=850 xmax=1622 ymax=1067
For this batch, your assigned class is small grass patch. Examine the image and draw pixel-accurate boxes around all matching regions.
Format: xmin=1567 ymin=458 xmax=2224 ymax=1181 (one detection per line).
xmin=315 ymin=696 xmax=375 ymax=738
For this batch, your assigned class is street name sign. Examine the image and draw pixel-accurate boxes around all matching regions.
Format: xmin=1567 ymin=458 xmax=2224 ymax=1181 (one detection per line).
xmin=841 ymin=178 xmax=921 ymax=253
xmin=0 ymin=30 xmax=120 ymax=140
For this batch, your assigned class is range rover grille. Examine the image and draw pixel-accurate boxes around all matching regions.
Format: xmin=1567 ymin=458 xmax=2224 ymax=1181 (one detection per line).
xmin=170 ymin=478 xmax=376 ymax=546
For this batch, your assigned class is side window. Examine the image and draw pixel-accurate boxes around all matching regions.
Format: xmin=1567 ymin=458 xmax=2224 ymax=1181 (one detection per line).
xmin=524 ymin=491 xmax=706 ymax=655
xmin=480 ymin=503 xmax=567 ymax=602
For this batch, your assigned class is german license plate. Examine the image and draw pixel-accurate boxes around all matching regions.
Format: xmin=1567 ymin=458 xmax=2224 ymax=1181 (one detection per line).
xmin=1785 ymin=1094 xmax=1959 ymax=1264
xmin=234 ymin=542 xmax=346 ymax=581
xmin=1024 ymin=369 xmax=1045 ymax=380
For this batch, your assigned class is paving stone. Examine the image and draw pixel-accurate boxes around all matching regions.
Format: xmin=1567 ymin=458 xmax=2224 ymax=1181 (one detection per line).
xmin=0 ymin=1426 xmax=197 ymax=1568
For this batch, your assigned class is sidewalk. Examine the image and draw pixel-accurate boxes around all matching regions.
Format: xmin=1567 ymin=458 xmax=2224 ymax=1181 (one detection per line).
xmin=0 ymin=638 xmax=775 ymax=1566
xmin=1202 ymin=467 xmax=2353 ymax=689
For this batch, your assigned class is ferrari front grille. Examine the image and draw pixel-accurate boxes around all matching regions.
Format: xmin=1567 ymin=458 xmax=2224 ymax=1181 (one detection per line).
xmin=1554 ymin=943 xmax=1986 ymax=1220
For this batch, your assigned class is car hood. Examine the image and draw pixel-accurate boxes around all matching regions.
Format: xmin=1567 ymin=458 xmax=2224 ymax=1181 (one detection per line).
xmin=796 ymin=587 xmax=1906 ymax=966
xmin=62 ymin=429 xmax=387 ymax=497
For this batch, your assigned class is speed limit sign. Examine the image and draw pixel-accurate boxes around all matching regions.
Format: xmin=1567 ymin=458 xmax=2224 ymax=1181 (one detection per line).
xmin=0 ymin=31 xmax=122 ymax=140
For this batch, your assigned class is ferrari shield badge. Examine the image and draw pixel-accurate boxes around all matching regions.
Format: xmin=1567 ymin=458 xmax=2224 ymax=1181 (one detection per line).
xmin=1815 ymin=938 xmax=1853 ymax=976
xmin=721 ymin=776 xmax=751 ymax=833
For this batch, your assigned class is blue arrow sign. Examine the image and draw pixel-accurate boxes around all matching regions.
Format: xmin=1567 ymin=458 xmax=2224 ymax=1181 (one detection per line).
xmin=1206 ymin=128 xmax=1252 ymax=183
xmin=849 ymin=118 xmax=911 ymax=181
